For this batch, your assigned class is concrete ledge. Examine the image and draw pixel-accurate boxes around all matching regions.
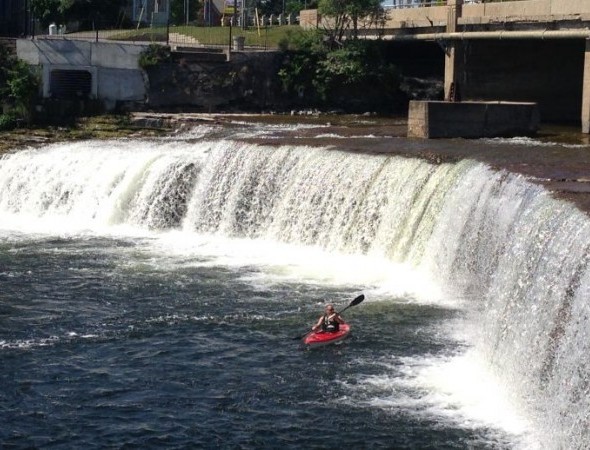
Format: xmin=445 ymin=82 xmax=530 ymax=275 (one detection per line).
xmin=408 ymin=100 xmax=540 ymax=139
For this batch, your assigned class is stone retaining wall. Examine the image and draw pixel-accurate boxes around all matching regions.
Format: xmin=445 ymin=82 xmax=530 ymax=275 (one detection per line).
xmin=145 ymin=51 xmax=285 ymax=111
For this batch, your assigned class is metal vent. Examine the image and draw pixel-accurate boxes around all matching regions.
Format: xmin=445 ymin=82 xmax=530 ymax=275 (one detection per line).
xmin=50 ymin=69 xmax=92 ymax=99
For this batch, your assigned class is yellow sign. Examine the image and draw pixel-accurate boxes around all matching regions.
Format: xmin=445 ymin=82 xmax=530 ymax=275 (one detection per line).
xmin=223 ymin=0 xmax=242 ymax=14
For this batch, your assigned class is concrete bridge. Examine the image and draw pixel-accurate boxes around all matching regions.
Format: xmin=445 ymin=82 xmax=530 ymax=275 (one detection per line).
xmin=303 ymin=0 xmax=590 ymax=133
xmin=396 ymin=0 xmax=590 ymax=133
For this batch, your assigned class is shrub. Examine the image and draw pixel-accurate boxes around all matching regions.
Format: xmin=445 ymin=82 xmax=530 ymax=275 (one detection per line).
xmin=0 ymin=46 xmax=40 ymax=124
xmin=278 ymin=35 xmax=405 ymax=112
xmin=0 ymin=113 xmax=17 ymax=131
xmin=139 ymin=44 xmax=172 ymax=69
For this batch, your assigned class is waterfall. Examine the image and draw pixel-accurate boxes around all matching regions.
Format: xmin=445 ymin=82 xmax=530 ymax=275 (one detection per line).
xmin=1 ymin=138 xmax=589 ymax=448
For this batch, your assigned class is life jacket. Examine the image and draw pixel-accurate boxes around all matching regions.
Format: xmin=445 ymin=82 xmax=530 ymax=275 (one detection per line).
xmin=322 ymin=313 xmax=340 ymax=332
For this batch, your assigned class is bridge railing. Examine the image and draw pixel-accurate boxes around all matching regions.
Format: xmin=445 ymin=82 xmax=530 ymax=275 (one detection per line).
xmin=382 ymin=0 xmax=531 ymax=8
xmin=382 ymin=1 xmax=447 ymax=8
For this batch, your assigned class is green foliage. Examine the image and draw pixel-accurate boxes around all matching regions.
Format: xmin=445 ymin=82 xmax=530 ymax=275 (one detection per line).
xmin=285 ymin=0 xmax=314 ymax=14
xmin=278 ymin=28 xmax=324 ymax=52
xmin=170 ymin=0 xmax=199 ymax=26
xmin=139 ymin=44 xmax=172 ymax=69
xmin=0 ymin=113 xmax=17 ymax=131
xmin=31 ymin=0 xmax=62 ymax=28
xmin=278 ymin=30 xmax=325 ymax=100
xmin=0 ymin=48 xmax=40 ymax=124
xmin=313 ymin=45 xmax=365 ymax=99
xmin=64 ymin=0 xmax=127 ymax=24
xmin=32 ymin=0 xmax=127 ymax=27
xmin=279 ymin=37 xmax=404 ymax=112
xmin=6 ymin=61 xmax=38 ymax=100
xmin=328 ymin=42 xmax=402 ymax=111
xmin=0 ymin=45 xmax=10 ymax=89
xmin=257 ymin=0 xmax=317 ymax=15
xmin=318 ymin=0 xmax=384 ymax=43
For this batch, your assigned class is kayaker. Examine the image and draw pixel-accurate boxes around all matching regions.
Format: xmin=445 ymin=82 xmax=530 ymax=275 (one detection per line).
xmin=312 ymin=304 xmax=345 ymax=333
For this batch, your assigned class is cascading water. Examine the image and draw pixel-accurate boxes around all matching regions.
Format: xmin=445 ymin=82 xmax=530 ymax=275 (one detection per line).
xmin=1 ymin=130 xmax=589 ymax=448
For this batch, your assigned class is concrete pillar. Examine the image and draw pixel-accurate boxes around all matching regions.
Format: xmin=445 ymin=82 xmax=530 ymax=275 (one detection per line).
xmin=444 ymin=42 xmax=464 ymax=101
xmin=446 ymin=0 xmax=462 ymax=33
xmin=444 ymin=0 xmax=463 ymax=101
xmin=582 ymin=39 xmax=590 ymax=133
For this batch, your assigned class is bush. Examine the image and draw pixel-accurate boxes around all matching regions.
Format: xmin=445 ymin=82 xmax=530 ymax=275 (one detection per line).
xmin=139 ymin=44 xmax=172 ymax=69
xmin=0 ymin=46 xmax=40 ymax=124
xmin=279 ymin=34 xmax=406 ymax=112
xmin=0 ymin=113 xmax=17 ymax=131
xmin=278 ymin=30 xmax=325 ymax=105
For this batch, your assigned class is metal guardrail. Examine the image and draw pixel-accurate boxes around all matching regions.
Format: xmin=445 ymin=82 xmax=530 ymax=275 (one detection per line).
xmin=382 ymin=0 xmax=530 ymax=8
xmin=382 ymin=1 xmax=447 ymax=8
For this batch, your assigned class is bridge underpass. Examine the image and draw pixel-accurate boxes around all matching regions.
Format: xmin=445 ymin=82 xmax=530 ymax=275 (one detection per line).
xmin=329 ymin=0 xmax=590 ymax=132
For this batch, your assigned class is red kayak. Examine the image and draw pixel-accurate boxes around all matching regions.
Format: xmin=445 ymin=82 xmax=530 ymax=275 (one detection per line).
xmin=303 ymin=324 xmax=351 ymax=348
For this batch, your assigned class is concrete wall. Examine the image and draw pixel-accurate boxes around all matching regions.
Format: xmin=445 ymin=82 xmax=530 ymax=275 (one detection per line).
xmin=381 ymin=0 xmax=590 ymax=29
xmin=408 ymin=100 xmax=540 ymax=138
xmin=17 ymin=38 xmax=147 ymax=110
xmin=145 ymin=51 xmax=284 ymax=111
xmin=384 ymin=4 xmax=448 ymax=29
xmin=303 ymin=0 xmax=590 ymax=31
xmin=300 ymin=9 xmax=319 ymax=29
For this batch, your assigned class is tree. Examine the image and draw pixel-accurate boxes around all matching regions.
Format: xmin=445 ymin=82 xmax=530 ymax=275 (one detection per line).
xmin=318 ymin=0 xmax=384 ymax=44
xmin=31 ymin=0 xmax=62 ymax=28
xmin=5 ymin=60 xmax=40 ymax=122
xmin=170 ymin=0 xmax=200 ymax=25
xmin=278 ymin=29 xmax=404 ymax=112
xmin=285 ymin=0 xmax=317 ymax=14
xmin=0 ymin=45 xmax=40 ymax=126
xmin=32 ymin=0 xmax=127 ymax=28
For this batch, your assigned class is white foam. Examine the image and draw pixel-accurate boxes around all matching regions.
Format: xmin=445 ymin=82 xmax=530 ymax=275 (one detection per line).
xmin=483 ymin=136 xmax=590 ymax=149
xmin=343 ymin=349 xmax=537 ymax=449
xmin=135 ymin=231 xmax=447 ymax=304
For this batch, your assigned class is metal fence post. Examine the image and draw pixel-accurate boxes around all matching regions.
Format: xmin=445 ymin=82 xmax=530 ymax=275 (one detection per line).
xmin=229 ymin=14 xmax=233 ymax=61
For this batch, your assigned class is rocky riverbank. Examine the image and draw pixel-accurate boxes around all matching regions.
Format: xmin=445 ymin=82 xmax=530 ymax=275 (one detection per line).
xmin=0 ymin=115 xmax=169 ymax=155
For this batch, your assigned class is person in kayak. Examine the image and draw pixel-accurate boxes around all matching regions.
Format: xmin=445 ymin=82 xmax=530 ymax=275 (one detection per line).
xmin=312 ymin=304 xmax=345 ymax=333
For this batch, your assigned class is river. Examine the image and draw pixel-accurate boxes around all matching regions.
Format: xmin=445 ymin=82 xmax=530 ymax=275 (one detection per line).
xmin=1 ymin=118 xmax=589 ymax=449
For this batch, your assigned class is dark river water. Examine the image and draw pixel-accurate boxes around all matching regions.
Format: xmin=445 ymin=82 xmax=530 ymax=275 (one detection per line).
xmin=0 ymin=234 xmax=515 ymax=449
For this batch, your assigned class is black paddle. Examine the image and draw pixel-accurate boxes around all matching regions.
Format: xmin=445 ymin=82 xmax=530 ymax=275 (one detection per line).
xmin=292 ymin=294 xmax=365 ymax=340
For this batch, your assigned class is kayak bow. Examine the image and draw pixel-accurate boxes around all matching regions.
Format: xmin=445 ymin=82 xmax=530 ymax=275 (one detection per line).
xmin=303 ymin=324 xmax=351 ymax=348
